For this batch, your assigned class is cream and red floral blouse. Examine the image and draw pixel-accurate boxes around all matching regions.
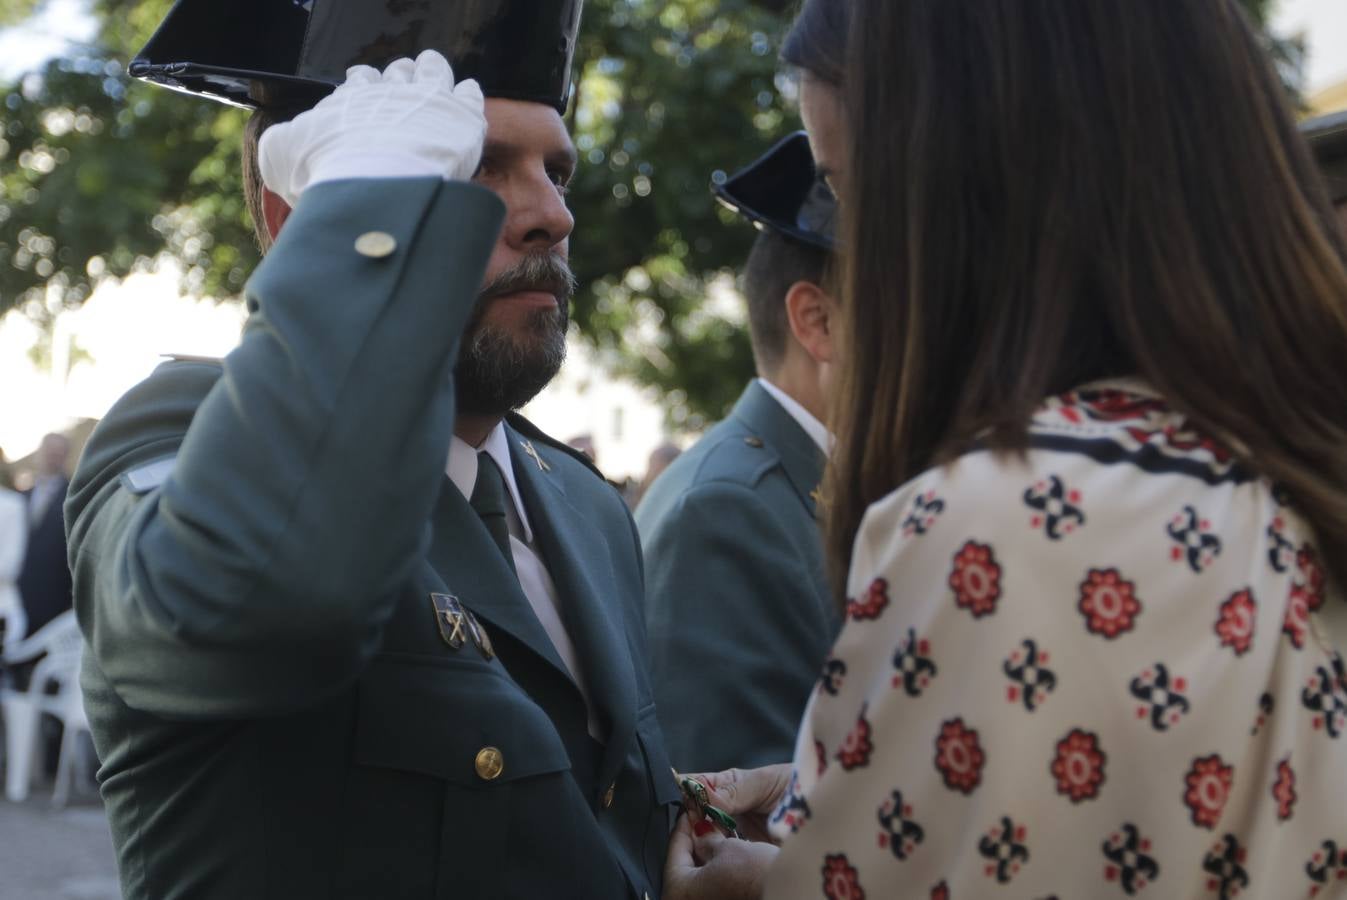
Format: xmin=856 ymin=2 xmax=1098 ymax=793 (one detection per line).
xmin=764 ymin=381 xmax=1347 ymax=899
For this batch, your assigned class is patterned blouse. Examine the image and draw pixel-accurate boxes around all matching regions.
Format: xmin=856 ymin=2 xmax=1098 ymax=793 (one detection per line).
xmin=764 ymin=381 xmax=1347 ymax=900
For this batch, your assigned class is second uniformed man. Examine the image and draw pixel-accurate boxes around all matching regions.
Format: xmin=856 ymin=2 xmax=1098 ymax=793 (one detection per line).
xmin=637 ymin=134 xmax=842 ymax=772
xmin=66 ymin=2 xmax=680 ymax=897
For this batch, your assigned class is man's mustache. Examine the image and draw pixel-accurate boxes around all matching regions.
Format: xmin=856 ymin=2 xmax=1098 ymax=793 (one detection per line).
xmin=479 ymin=254 xmax=577 ymax=305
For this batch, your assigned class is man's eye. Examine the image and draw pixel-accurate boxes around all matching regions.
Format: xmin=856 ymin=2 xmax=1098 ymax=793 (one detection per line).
xmin=550 ymin=171 xmax=572 ymax=194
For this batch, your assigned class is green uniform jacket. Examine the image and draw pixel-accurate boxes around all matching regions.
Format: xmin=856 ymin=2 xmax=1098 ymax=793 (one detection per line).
xmin=636 ymin=381 xmax=840 ymax=773
xmin=66 ymin=178 xmax=680 ymax=900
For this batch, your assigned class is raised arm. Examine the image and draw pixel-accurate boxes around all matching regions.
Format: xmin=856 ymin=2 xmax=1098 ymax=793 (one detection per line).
xmin=67 ymin=54 xmax=505 ymax=719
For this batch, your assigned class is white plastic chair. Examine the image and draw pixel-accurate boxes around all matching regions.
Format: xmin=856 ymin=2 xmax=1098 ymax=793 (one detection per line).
xmin=0 ymin=610 xmax=86 ymax=804
xmin=0 ymin=594 xmax=25 ymax=655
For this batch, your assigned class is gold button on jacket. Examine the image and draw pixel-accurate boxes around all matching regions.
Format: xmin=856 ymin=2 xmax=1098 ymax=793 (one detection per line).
xmin=474 ymin=746 xmax=504 ymax=781
xmin=602 ymin=784 xmax=615 ymax=809
xmin=354 ymin=230 xmax=397 ymax=259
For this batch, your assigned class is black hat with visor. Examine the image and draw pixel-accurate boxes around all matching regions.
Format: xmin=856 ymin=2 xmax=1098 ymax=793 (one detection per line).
xmin=129 ymin=0 xmax=584 ymax=114
xmin=713 ymin=131 xmax=838 ymax=252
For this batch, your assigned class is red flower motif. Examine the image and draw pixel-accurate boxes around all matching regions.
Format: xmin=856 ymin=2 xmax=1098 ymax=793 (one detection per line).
xmin=822 ymin=854 xmax=865 ymax=900
xmin=1051 ymin=729 xmax=1107 ymax=803
xmin=1078 ymin=569 xmax=1142 ymax=638
xmin=1184 ymin=755 xmax=1234 ymax=830
xmin=1273 ymin=756 xmax=1296 ymax=821
xmin=848 ymin=578 xmax=890 ymax=621
xmin=1075 ymin=388 xmax=1168 ymax=424
xmin=930 ymin=882 xmax=949 ymax=900
xmin=1296 ymin=546 xmax=1326 ymax=611
xmin=837 ymin=710 xmax=874 ymax=770
xmin=949 ymin=542 xmax=1002 ymax=618
xmin=1215 ymin=589 xmax=1256 ymax=656
xmin=934 ymin=718 xmax=985 ymax=794
xmin=1284 ymin=584 xmax=1311 ymax=650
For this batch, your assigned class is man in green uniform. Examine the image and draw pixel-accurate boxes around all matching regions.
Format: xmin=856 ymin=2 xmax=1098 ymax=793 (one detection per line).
xmin=65 ymin=2 xmax=679 ymax=897
xmin=637 ymin=134 xmax=841 ymax=772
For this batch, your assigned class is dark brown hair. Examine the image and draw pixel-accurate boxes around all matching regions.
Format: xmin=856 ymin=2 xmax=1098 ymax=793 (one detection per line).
xmin=802 ymin=0 xmax=1347 ymax=594
xmin=781 ymin=0 xmax=849 ymax=87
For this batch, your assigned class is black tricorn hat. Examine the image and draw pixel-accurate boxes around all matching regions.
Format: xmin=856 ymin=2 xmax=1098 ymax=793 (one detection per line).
xmin=129 ymin=0 xmax=584 ymax=114
xmin=713 ymin=132 xmax=837 ymax=251
xmin=1302 ymin=110 xmax=1347 ymax=204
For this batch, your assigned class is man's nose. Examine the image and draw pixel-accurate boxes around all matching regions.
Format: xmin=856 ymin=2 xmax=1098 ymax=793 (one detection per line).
xmin=504 ymin=173 xmax=575 ymax=253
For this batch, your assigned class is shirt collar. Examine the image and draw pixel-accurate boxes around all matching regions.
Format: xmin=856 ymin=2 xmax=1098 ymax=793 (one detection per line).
xmin=756 ymin=378 xmax=830 ymax=454
xmin=446 ymin=422 xmax=534 ymax=543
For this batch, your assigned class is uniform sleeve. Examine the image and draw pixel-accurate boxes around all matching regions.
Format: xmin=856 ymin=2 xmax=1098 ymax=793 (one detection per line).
xmin=67 ymin=177 xmax=505 ymax=720
xmin=764 ymin=448 xmax=1302 ymax=898
xmin=643 ymin=481 xmax=833 ymax=772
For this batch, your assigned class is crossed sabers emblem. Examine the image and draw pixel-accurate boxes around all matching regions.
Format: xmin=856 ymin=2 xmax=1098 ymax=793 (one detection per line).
xmin=430 ymin=593 xmax=495 ymax=660
xmin=520 ymin=439 xmax=551 ymax=472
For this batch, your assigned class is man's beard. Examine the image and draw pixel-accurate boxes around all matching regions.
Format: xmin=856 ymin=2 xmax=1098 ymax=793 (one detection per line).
xmin=454 ymin=252 xmax=575 ymax=417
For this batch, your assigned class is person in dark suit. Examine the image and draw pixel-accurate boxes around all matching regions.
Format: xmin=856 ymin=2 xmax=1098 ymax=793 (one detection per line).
xmin=637 ymin=134 xmax=841 ymax=773
xmin=66 ymin=3 xmax=679 ymax=898
xmin=18 ymin=432 xmax=72 ymax=637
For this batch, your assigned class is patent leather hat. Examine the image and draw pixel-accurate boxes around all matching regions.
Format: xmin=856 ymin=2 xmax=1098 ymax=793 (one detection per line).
xmin=1303 ymin=110 xmax=1347 ymax=204
xmin=129 ymin=0 xmax=584 ymax=113
xmin=714 ymin=132 xmax=837 ymax=251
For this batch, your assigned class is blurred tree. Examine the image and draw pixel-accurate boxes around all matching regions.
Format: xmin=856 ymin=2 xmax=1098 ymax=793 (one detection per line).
xmin=0 ymin=0 xmax=1303 ymax=426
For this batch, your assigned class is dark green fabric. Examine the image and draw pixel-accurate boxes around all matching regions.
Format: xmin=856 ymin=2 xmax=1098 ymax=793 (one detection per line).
xmin=637 ymin=380 xmax=840 ymax=772
xmin=470 ymin=451 xmax=515 ymax=573
xmin=66 ymin=177 xmax=679 ymax=900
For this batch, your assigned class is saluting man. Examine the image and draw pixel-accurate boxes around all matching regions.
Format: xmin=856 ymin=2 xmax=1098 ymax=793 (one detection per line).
xmin=637 ymin=134 xmax=842 ymax=773
xmin=65 ymin=2 xmax=680 ymax=897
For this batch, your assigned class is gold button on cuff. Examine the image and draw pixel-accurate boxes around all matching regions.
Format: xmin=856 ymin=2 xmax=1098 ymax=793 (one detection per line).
xmin=744 ymin=436 xmax=764 ymax=448
xmin=474 ymin=746 xmax=504 ymax=781
xmin=354 ymin=230 xmax=397 ymax=258
xmin=602 ymin=784 xmax=615 ymax=809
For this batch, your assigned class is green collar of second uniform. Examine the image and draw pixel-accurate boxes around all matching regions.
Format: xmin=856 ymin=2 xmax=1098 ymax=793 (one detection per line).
xmin=734 ymin=379 xmax=828 ymax=516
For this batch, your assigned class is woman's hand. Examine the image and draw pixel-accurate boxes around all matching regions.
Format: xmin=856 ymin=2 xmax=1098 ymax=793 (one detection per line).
xmin=664 ymin=808 xmax=778 ymax=900
xmin=694 ymin=763 xmax=793 ymax=842
xmin=663 ymin=764 xmax=793 ymax=899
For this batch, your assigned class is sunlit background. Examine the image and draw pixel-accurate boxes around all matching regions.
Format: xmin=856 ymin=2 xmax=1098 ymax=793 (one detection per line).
xmin=0 ymin=0 xmax=1344 ymax=483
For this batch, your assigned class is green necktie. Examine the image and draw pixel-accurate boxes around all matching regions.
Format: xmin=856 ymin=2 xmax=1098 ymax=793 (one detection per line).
xmin=470 ymin=452 xmax=516 ymax=573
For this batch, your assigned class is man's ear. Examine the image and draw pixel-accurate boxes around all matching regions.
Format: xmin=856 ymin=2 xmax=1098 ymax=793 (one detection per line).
xmin=785 ymin=280 xmax=836 ymax=366
xmin=261 ymin=187 xmax=293 ymax=244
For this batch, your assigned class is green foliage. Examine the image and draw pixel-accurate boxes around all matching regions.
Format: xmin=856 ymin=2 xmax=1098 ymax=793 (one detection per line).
xmin=0 ymin=0 xmax=1301 ymax=425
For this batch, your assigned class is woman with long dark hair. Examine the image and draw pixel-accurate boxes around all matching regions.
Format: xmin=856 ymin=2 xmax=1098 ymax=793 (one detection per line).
xmin=665 ymin=0 xmax=1347 ymax=897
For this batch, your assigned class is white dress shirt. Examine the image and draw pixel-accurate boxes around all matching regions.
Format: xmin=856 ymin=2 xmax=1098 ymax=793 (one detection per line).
xmin=447 ymin=424 xmax=602 ymax=739
xmin=757 ymin=378 xmax=829 ymax=454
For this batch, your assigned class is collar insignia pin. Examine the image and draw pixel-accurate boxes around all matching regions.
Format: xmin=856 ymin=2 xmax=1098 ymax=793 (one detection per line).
xmin=430 ymin=593 xmax=469 ymax=650
xmin=520 ymin=439 xmax=551 ymax=472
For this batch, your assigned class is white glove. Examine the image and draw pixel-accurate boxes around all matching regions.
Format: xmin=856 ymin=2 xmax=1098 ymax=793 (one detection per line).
xmin=258 ymin=50 xmax=487 ymax=207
